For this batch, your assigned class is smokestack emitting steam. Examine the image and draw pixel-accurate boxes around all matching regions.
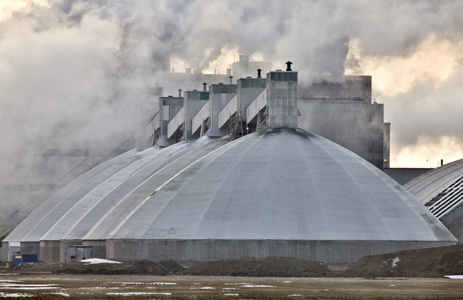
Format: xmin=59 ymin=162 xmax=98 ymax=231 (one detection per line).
xmin=1 ymin=1 xmax=463 ymax=223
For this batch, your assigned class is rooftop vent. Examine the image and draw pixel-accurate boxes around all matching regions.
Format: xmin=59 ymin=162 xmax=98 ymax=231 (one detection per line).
xmin=286 ymin=61 xmax=293 ymax=71
xmin=178 ymin=89 xmax=182 ymax=97
xmin=203 ymin=82 xmax=207 ymax=91
xmin=257 ymin=69 xmax=262 ymax=78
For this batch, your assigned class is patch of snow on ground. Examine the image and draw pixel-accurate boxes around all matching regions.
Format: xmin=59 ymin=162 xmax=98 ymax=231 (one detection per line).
xmin=241 ymin=285 xmax=275 ymax=288
xmin=46 ymin=292 xmax=70 ymax=297
xmin=2 ymin=287 xmax=58 ymax=290
xmin=106 ymin=292 xmax=172 ymax=296
xmin=0 ymin=292 xmax=34 ymax=298
xmin=382 ymin=256 xmax=400 ymax=268
xmin=80 ymin=258 xmax=122 ymax=264
xmin=289 ymin=294 xmax=302 ymax=297
xmin=223 ymin=293 xmax=239 ymax=296
xmin=445 ymin=275 xmax=463 ymax=279
xmin=0 ymin=284 xmax=57 ymax=287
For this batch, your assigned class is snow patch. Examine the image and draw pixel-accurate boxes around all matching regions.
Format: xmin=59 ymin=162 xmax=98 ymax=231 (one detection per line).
xmin=106 ymin=292 xmax=172 ymax=296
xmin=0 ymin=292 xmax=34 ymax=298
xmin=46 ymin=292 xmax=70 ymax=297
xmin=382 ymin=256 xmax=400 ymax=268
xmin=80 ymin=258 xmax=122 ymax=264
xmin=445 ymin=275 xmax=463 ymax=279
xmin=241 ymin=284 xmax=274 ymax=288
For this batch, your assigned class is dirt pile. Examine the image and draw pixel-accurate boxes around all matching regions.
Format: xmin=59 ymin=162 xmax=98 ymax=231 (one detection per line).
xmin=9 ymin=244 xmax=463 ymax=277
xmin=344 ymin=244 xmax=463 ymax=278
xmin=180 ymin=256 xmax=331 ymax=277
xmin=15 ymin=260 xmax=185 ymax=275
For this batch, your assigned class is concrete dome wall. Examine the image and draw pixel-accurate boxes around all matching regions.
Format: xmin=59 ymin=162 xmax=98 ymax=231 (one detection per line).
xmin=3 ymin=129 xmax=456 ymax=263
xmin=101 ymin=128 xmax=451 ymax=242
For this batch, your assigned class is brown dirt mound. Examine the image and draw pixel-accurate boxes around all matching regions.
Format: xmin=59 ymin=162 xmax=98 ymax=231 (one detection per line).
xmin=180 ymin=256 xmax=331 ymax=277
xmin=56 ymin=260 xmax=170 ymax=275
xmin=11 ymin=244 xmax=463 ymax=278
xmin=344 ymin=244 xmax=463 ymax=278
xmin=15 ymin=260 xmax=185 ymax=275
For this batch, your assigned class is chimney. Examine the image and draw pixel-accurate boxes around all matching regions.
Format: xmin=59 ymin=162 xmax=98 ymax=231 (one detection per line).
xmin=229 ymin=76 xmax=233 ymax=84
xmin=286 ymin=61 xmax=293 ymax=71
xmin=266 ymin=62 xmax=298 ymax=128
xmin=203 ymin=82 xmax=207 ymax=91
xmin=257 ymin=69 xmax=262 ymax=78
xmin=178 ymin=89 xmax=182 ymax=97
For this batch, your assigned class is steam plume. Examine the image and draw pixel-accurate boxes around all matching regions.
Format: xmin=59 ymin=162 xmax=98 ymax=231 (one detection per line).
xmin=1 ymin=0 xmax=463 ymax=223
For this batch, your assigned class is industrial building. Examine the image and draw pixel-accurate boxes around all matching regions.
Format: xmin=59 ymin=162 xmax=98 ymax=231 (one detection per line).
xmin=149 ymin=57 xmax=389 ymax=169
xmin=405 ymin=159 xmax=463 ymax=243
xmin=0 ymin=55 xmax=389 ymax=250
xmin=2 ymin=65 xmax=456 ymax=264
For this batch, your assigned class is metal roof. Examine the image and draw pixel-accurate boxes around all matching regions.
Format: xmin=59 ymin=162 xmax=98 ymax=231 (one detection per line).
xmin=5 ymin=129 xmax=455 ymax=244
xmin=405 ymin=159 xmax=463 ymax=220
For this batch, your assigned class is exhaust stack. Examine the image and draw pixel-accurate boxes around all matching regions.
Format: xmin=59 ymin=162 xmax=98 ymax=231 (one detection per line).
xmin=286 ymin=61 xmax=293 ymax=71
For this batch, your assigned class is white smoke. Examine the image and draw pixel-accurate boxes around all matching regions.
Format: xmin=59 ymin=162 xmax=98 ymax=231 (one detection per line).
xmin=0 ymin=0 xmax=462 ymax=222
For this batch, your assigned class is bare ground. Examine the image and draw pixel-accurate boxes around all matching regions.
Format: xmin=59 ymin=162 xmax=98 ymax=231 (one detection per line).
xmin=2 ymin=244 xmax=463 ymax=298
xmin=1 ymin=274 xmax=463 ymax=299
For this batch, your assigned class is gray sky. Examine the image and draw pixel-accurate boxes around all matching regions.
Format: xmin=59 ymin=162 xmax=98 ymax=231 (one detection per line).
xmin=1 ymin=0 xmax=462 ymax=181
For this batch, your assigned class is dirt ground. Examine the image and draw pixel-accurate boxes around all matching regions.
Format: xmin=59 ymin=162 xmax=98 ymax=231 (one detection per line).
xmin=2 ymin=244 xmax=463 ymax=298
xmin=1 ymin=274 xmax=463 ymax=299
xmin=9 ymin=244 xmax=463 ymax=278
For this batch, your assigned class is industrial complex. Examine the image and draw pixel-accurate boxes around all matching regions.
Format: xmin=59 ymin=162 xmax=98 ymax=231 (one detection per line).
xmin=1 ymin=60 xmax=458 ymax=264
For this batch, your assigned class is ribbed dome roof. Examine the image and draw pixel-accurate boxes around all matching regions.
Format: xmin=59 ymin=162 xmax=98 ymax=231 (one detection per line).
xmin=405 ymin=159 xmax=463 ymax=220
xmin=7 ymin=128 xmax=455 ymax=244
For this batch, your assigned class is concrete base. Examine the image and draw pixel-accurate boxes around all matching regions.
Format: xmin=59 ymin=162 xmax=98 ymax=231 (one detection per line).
xmin=39 ymin=240 xmax=61 ymax=263
xmin=83 ymin=240 xmax=106 ymax=259
xmin=106 ymin=239 xmax=456 ymax=263
xmin=1 ymin=242 xmax=8 ymax=262
xmin=156 ymin=136 xmax=169 ymax=147
xmin=59 ymin=240 xmax=82 ymax=262
xmin=20 ymin=242 xmax=40 ymax=260
xmin=206 ymin=128 xmax=225 ymax=138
